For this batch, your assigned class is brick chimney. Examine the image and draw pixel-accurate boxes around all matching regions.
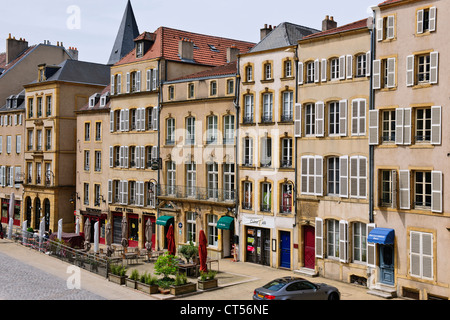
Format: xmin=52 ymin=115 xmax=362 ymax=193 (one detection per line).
xmin=260 ymin=24 xmax=273 ymax=40
xmin=227 ymin=45 xmax=240 ymax=63
xmin=322 ymin=15 xmax=337 ymax=32
xmin=178 ymin=39 xmax=194 ymax=61
xmin=6 ymin=34 xmax=29 ymax=65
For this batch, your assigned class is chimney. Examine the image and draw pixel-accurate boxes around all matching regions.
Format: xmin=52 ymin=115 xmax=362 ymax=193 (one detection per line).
xmin=6 ymin=34 xmax=29 ymax=65
xmin=178 ymin=39 xmax=194 ymax=61
xmin=260 ymin=24 xmax=273 ymax=40
xmin=322 ymin=15 xmax=337 ymax=32
xmin=227 ymin=45 xmax=240 ymax=63
xmin=68 ymin=47 xmax=79 ymax=61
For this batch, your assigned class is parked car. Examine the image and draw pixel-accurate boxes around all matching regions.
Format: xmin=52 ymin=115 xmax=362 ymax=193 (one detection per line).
xmin=253 ymin=276 xmax=340 ymax=300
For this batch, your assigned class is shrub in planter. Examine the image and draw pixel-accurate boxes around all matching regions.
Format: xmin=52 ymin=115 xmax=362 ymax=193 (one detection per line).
xmin=179 ymin=241 xmax=198 ymax=264
xmin=198 ymin=270 xmax=218 ymax=290
xmin=109 ymin=264 xmax=128 ymax=285
xmin=170 ymin=273 xmax=196 ymax=296
xmin=126 ymin=269 xmax=139 ymax=289
xmin=136 ymin=272 xmax=159 ymax=294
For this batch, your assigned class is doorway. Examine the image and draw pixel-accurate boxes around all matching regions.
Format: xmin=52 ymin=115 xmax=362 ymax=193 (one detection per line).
xmin=379 ymin=244 xmax=395 ymax=285
xmin=303 ymin=225 xmax=315 ymax=270
xmin=279 ymin=231 xmax=291 ymax=269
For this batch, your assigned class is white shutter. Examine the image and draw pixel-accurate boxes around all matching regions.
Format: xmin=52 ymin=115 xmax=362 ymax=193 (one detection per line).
xmin=391 ymin=170 xmax=398 ymax=209
xmin=321 ymin=59 xmax=327 ymax=82
xmin=0 ymin=166 xmax=4 ymax=187
xmin=367 ymin=223 xmax=377 ymax=268
xmin=395 ymin=108 xmax=404 ymax=145
xmin=315 ymin=217 xmax=323 ymax=258
xmin=153 ymin=69 xmax=158 ymax=89
xmin=123 ymin=181 xmax=128 ymax=205
xmin=339 ymin=220 xmax=349 ymax=263
xmin=119 ymin=146 xmax=124 ymax=168
xmin=429 ymin=7 xmax=436 ymax=32
xmin=387 ymin=15 xmax=395 ymax=39
xmin=119 ymin=109 xmax=124 ymax=131
xmin=14 ymin=167 xmax=20 ymax=188
xmin=294 ymin=103 xmax=302 ymax=137
xmin=359 ymin=157 xmax=367 ymax=198
xmin=403 ymin=108 xmax=412 ymax=145
xmin=152 ymin=106 xmax=159 ymax=131
xmin=339 ymin=55 xmax=346 ymax=80
xmin=339 ymin=99 xmax=347 ymax=136
xmin=377 ymin=18 xmax=384 ymax=41
xmin=315 ymin=156 xmax=323 ymax=196
xmin=135 ymin=146 xmax=141 ymax=168
xmin=350 ymin=157 xmax=358 ymax=198
xmin=111 ymin=75 xmax=115 ymax=95
xmin=368 ymin=110 xmax=379 ymax=145
xmin=406 ymin=55 xmax=415 ymax=87
xmin=431 ymin=106 xmax=441 ymax=145
xmin=339 ymin=156 xmax=348 ymax=198
xmin=417 ymin=9 xmax=424 ymax=34
xmin=16 ymin=135 xmax=21 ymax=154
xmin=141 ymin=108 xmax=146 ymax=131
xmin=140 ymin=146 xmax=145 ymax=169
xmin=315 ymin=102 xmax=324 ymax=137
xmin=346 ymin=55 xmax=353 ymax=79
xmin=141 ymin=182 xmax=146 ymax=207
xmin=126 ymin=72 xmax=130 ymax=93
xmin=431 ymin=171 xmax=442 ymax=213
xmin=373 ymin=60 xmax=381 ymax=89
xmin=147 ymin=70 xmax=151 ymax=91
xmin=117 ymin=74 xmax=122 ymax=94
xmin=387 ymin=57 xmax=396 ymax=88
xmin=430 ymin=51 xmax=439 ymax=84
xmin=399 ymin=170 xmax=410 ymax=210
xmin=298 ymin=62 xmax=303 ymax=85
xmin=136 ymin=71 xmax=141 ymax=92
xmin=410 ymin=231 xmax=433 ymax=280
xmin=366 ymin=51 xmax=371 ymax=77
xmin=109 ymin=146 xmax=113 ymax=168
xmin=125 ymin=109 xmax=130 ymax=132
xmin=151 ymin=146 xmax=159 ymax=162
xmin=108 ymin=180 xmax=112 ymax=204
xmin=124 ymin=146 xmax=129 ymax=168
xmin=110 ymin=111 xmax=115 ymax=132
xmin=314 ymin=59 xmax=320 ymax=83
xmin=301 ymin=157 xmax=308 ymax=195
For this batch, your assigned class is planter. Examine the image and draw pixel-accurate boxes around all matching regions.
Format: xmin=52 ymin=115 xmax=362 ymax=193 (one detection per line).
xmin=109 ymin=274 xmax=127 ymax=285
xmin=158 ymin=287 xmax=171 ymax=294
xmin=198 ymin=278 xmax=218 ymax=290
xmin=136 ymin=282 xmax=159 ymax=294
xmin=170 ymin=282 xmax=196 ymax=296
xmin=126 ymin=278 xmax=138 ymax=289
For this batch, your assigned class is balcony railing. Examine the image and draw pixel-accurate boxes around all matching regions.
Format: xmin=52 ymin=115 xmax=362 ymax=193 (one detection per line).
xmin=158 ymin=185 xmax=235 ymax=203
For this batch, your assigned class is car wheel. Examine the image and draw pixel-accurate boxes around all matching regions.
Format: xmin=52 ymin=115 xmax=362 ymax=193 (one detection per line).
xmin=328 ymin=292 xmax=340 ymax=301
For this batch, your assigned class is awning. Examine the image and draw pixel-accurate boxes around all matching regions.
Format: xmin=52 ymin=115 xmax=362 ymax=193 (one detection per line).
xmin=368 ymin=228 xmax=395 ymax=245
xmin=156 ymin=216 xmax=174 ymax=226
xmin=217 ymin=216 xmax=234 ymax=230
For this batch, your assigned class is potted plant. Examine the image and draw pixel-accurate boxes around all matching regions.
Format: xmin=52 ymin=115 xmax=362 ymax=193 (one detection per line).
xmin=126 ymin=269 xmax=139 ymax=289
xmin=198 ymin=270 xmax=218 ymax=290
xmin=179 ymin=240 xmax=198 ymax=264
xmin=154 ymin=253 xmax=179 ymax=294
xmin=136 ymin=272 xmax=159 ymax=294
xmin=108 ymin=263 xmax=128 ymax=285
xmin=170 ymin=272 xmax=196 ymax=296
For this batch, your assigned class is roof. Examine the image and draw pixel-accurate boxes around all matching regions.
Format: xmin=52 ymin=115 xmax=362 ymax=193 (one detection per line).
xmin=249 ymin=22 xmax=320 ymax=53
xmin=107 ymin=0 xmax=140 ymax=65
xmin=168 ymin=61 xmax=237 ymax=82
xmin=0 ymin=45 xmax=37 ymax=77
xmin=0 ymin=89 xmax=26 ymax=112
xmin=78 ymin=85 xmax=111 ymax=112
xmin=301 ymin=18 xmax=369 ymax=41
xmin=378 ymin=0 xmax=403 ymax=6
xmin=115 ymin=27 xmax=255 ymax=67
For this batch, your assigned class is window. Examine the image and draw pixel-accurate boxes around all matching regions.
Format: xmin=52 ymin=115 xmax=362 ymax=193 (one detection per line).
xmin=415 ymin=108 xmax=431 ymax=143
xmin=166 ymin=118 xmax=175 ymax=145
xmin=300 ymin=156 xmax=323 ymax=196
xmin=111 ymin=74 xmax=122 ymax=95
xmin=377 ymin=15 xmax=395 ymax=41
xmin=84 ymin=150 xmax=90 ymax=171
xmin=37 ymin=97 xmax=42 ymax=117
xmin=280 ymin=183 xmax=293 ymax=213
xmin=223 ymin=164 xmax=235 ymax=201
xmin=129 ymin=181 xmax=136 ymax=205
xmin=351 ymin=99 xmax=366 ymax=136
xmin=223 ymin=115 xmax=234 ymax=144
xmin=185 ymin=117 xmax=195 ymax=145
xmin=263 ymin=63 xmax=272 ymax=80
xmin=27 ymin=163 xmax=32 ymax=184
xmin=95 ymin=122 xmax=101 ymax=141
xmin=410 ymin=231 xmax=433 ymax=280
xmin=327 ymin=157 xmax=340 ymax=196
xmin=207 ymin=215 xmax=218 ymax=247
xmin=243 ymin=95 xmax=254 ymax=124
xmin=166 ymin=161 xmax=176 ymax=195
xmin=128 ymin=71 xmax=141 ymax=93
xmin=84 ymin=183 xmax=89 ymax=205
xmin=27 ymin=130 xmax=33 ymax=151
xmin=94 ymin=151 xmax=101 ymax=172
xmin=186 ymin=162 xmax=196 ymax=197
xmin=327 ymin=219 xmax=340 ymax=258
xmin=381 ymin=110 xmax=396 ymax=143
xmin=45 ymin=129 xmax=51 ymax=150
xmin=242 ymin=181 xmax=253 ymax=210
xmin=305 ymin=103 xmax=315 ymax=136
xmin=168 ymin=86 xmax=174 ymax=100
xmin=306 ymin=61 xmax=315 ymax=83
xmin=113 ymin=180 xmax=120 ymax=203
xmin=328 ymin=102 xmax=340 ymax=135
xmin=245 ymin=65 xmax=253 ymax=82
xmin=380 ymin=169 xmax=396 ymax=207
xmin=6 ymin=136 xmax=11 ymax=154
xmin=281 ymin=138 xmax=292 ymax=168
xmin=207 ymin=163 xmax=218 ymax=199
xmin=350 ymin=156 xmax=367 ymax=199
xmin=206 ymin=115 xmax=218 ymax=144
xmin=414 ymin=171 xmax=431 ymax=209
xmin=373 ymin=57 xmax=396 ymax=89
xmin=15 ymin=135 xmax=21 ymax=154
xmin=227 ymin=79 xmax=234 ymax=94
xmin=210 ymin=81 xmax=217 ymax=96
xmin=28 ymin=98 xmax=33 ymax=118
xmin=417 ymin=7 xmax=436 ymax=34
xmin=46 ymin=96 xmax=52 ymax=116
xmin=284 ymin=60 xmax=292 ymax=78
xmin=262 ymin=93 xmax=273 ymax=123
xmin=281 ymin=91 xmax=293 ymax=122
xmin=353 ymin=222 xmax=367 ymax=263
xmin=136 ymin=42 xmax=144 ymax=58
xmin=406 ymin=52 xmax=438 ymax=86
xmin=186 ymin=211 xmax=197 ymax=244
xmin=243 ymin=137 xmax=253 ymax=166
xmin=146 ymin=69 xmax=158 ymax=91
xmin=260 ymin=136 xmax=272 ymax=167
xmin=330 ymin=58 xmax=339 ymax=80
xmin=188 ymin=83 xmax=195 ymax=98
xmin=261 ymin=182 xmax=272 ymax=212
xmin=94 ymin=184 xmax=101 ymax=206
xmin=84 ymin=122 xmax=90 ymax=141
xmin=356 ymin=54 xmax=367 ymax=77
xmin=36 ymin=130 xmax=42 ymax=151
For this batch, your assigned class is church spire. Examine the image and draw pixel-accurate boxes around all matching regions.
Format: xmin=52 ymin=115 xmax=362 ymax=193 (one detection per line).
xmin=107 ymin=0 xmax=140 ymax=65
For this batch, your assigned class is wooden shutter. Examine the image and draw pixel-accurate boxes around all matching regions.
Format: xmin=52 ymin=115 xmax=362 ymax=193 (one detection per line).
xmin=119 ymin=109 xmax=124 ymax=131
xmin=339 ymin=100 xmax=347 ymax=137
xmin=301 ymin=157 xmax=308 ymax=194
xmin=339 ymin=220 xmax=349 ymax=263
xmin=399 ymin=170 xmax=410 ymax=210
xmin=339 ymin=55 xmax=346 ymax=80
xmin=110 ymin=111 xmax=114 ymax=132
xmin=298 ymin=62 xmax=303 ymax=85
xmin=431 ymin=106 xmax=441 ymax=145
xmin=430 ymin=51 xmax=439 ymax=84
xmin=429 ymin=7 xmax=437 ymax=32
xmin=339 ymin=156 xmax=348 ymax=198
xmin=350 ymin=157 xmax=358 ymax=198
xmin=108 ymin=180 xmax=112 ymax=203
xmin=391 ymin=170 xmax=398 ymax=209
xmin=367 ymin=223 xmax=377 ymax=268
xmin=403 ymin=108 xmax=412 ymax=145
xmin=387 ymin=57 xmax=396 ymax=88
xmin=152 ymin=107 xmax=159 ymax=131
xmin=147 ymin=70 xmax=151 ymax=91
xmin=119 ymin=146 xmax=124 ymax=167
xmin=377 ymin=18 xmax=384 ymax=41
xmin=368 ymin=110 xmax=379 ymax=145
xmin=125 ymin=109 xmax=130 ymax=132
xmin=136 ymin=71 xmax=141 ymax=92
xmin=117 ymin=74 xmax=122 ymax=94
xmin=123 ymin=181 xmax=128 ymax=205
xmin=315 ymin=156 xmax=323 ymax=196
xmin=395 ymin=108 xmax=404 ymax=145
xmin=373 ymin=60 xmax=381 ymax=89
xmin=14 ymin=167 xmax=20 ymax=188
xmin=321 ymin=59 xmax=327 ymax=82
xmin=315 ymin=218 xmax=323 ymax=258
xmin=346 ymin=55 xmax=353 ymax=79
xmin=126 ymin=72 xmax=130 ymax=93
xmin=352 ymin=100 xmax=359 ymax=136
xmin=124 ymin=146 xmax=129 ymax=168
xmin=410 ymin=231 xmax=433 ymax=279
xmin=359 ymin=157 xmax=367 ymax=198
xmin=111 ymin=75 xmax=115 ymax=95
xmin=135 ymin=146 xmax=141 ymax=168
xmin=387 ymin=15 xmax=395 ymax=39
xmin=308 ymin=157 xmax=315 ymax=195
xmin=315 ymin=102 xmax=324 ymax=137
xmin=109 ymin=146 xmax=113 ymax=168
xmin=314 ymin=59 xmax=320 ymax=83
xmin=294 ymin=103 xmax=302 ymax=137
xmin=140 ymin=146 xmax=145 ymax=169
xmin=151 ymin=146 xmax=159 ymax=161
xmin=406 ymin=55 xmax=415 ymax=87
xmin=417 ymin=10 xmax=424 ymax=34
xmin=366 ymin=51 xmax=371 ymax=76
xmin=431 ymin=171 xmax=442 ymax=213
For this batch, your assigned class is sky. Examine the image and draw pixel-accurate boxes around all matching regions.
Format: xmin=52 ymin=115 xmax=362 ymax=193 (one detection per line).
xmin=0 ymin=0 xmax=378 ymax=65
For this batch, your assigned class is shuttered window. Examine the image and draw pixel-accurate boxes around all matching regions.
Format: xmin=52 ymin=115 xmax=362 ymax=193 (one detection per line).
xmin=300 ymin=155 xmax=323 ymax=196
xmin=352 ymin=99 xmax=366 ymax=136
xmin=315 ymin=218 xmax=323 ymax=258
xmin=350 ymin=156 xmax=367 ymax=199
xmin=407 ymin=52 xmax=439 ymax=86
xmin=410 ymin=231 xmax=433 ymax=280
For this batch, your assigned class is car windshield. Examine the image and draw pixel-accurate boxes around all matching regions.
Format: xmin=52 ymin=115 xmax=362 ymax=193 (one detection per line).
xmin=262 ymin=280 xmax=288 ymax=291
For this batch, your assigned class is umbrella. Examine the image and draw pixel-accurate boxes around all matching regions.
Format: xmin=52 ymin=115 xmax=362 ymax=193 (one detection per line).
xmin=22 ymin=220 xmax=28 ymax=245
xmin=105 ymin=223 xmax=113 ymax=257
xmin=57 ymin=219 xmax=63 ymax=241
xmin=7 ymin=217 xmax=13 ymax=240
xmin=145 ymin=219 xmax=153 ymax=252
xmin=39 ymin=218 xmax=45 ymax=249
xmin=199 ymin=229 xmax=208 ymax=273
xmin=166 ymin=224 xmax=175 ymax=256
xmin=121 ymin=216 xmax=128 ymax=248
xmin=75 ymin=217 xmax=80 ymax=235
xmin=84 ymin=218 xmax=91 ymax=251
xmin=8 ymin=193 xmax=15 ymax=223
xmin=93 ymin=221 xmax=99 ymax=253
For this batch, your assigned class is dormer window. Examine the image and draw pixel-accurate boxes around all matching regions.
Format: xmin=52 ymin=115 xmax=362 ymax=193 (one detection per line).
xmin=100 ymin=92 xmax=110 ymax=108
xmin=136 ymin=42 xmax=144 ymax=58
xmin=208 ymin=44 xmax=219 ymax=52
xmin=89 ymin=93 xmax=100 ymax=108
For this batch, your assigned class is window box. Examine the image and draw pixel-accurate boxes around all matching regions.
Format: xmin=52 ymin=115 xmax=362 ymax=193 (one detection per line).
xmin=170 ymin=282 xmax=196 ymax=296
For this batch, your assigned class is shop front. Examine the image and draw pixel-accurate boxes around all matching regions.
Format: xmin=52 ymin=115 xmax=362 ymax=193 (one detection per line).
xmin=143 ymin=214 xmax=156 ymax=251
xmin=81 ymin=209 xmax=107 ymax=245
xmin=368 ymin=227 xmax=396 ymax=286
xmin=1 ymin=198 xmax=21 ymax=226
xmin=156 ymin=214 xmax=175 ymax=250
xmin=217 ymin=215 xmax=235 ymax=258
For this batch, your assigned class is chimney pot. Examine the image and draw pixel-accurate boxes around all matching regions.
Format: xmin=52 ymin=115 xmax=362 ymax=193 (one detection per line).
xmin=322 ymin=15 xmax=337 ymax=31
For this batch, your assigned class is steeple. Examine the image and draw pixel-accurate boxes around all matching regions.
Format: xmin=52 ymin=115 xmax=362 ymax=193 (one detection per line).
xmin=107 ymin=0 xmax=140 ymax=65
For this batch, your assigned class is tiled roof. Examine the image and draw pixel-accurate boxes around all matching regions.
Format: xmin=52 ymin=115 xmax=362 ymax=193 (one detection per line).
xmin=378 ymin=0 xmax=404 ymax=6
xmin=301 ymin=18 xmax=369 ymax=40
xmin=0 ymin=45 xmax=37 ymax=76
xmin=168 ymin=61 xmax=237 ymax=82
xmin=115 ymin=27 xmax=255 ymax=67
xmin=78 ymin=85 xmax=111 ymax=111
xmin=0 ymin=52 xmax=6 ymax=69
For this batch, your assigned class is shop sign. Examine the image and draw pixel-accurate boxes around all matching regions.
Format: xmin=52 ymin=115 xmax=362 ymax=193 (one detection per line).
xmin=243 ymin=215 xmax=274 ymax=229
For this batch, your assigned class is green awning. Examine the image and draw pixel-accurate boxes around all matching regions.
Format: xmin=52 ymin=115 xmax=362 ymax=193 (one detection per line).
xmin=217 ymin=216 xmax=234 ymax=230
xmin=156 ymin=216 xmax=174 ymax=226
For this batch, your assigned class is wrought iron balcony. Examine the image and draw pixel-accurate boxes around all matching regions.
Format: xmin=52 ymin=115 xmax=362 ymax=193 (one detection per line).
xmin=158 ymin=185 xmax=235 ymax=203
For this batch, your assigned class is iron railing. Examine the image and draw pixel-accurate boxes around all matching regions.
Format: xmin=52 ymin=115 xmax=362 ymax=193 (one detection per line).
xmin=158 ymin=184 xmax=235 ymax=203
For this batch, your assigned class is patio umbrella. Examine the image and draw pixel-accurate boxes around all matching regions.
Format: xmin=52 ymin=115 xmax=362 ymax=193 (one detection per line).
xmin=145 ymin=219 xmax=153 ymax=252
xmin=8 ymin=193 xmax=14 ymax=223
xmin=121 ymin=216 xmax=128 ymax=248
xmin=199 ymin=229 xmax=208 ymax=273
xmin=105 ymin=223 xmax=113 ymax=257
xmin=93 ymin=221 xmax=99 ymax=254
xmin=75 ymin=217 xmax=80 ymax=235
xmin=39 ymin=218 xmax=45 ymax=249
xmin=166 ymin=224 xmax=176 ymax=256
xmin=84 ymin=218 xmax=91 ymax=251
xmin=57 ymin=219 xmax=63 ymax=241
xmin=7 ymin=217 xmax=13 ymax=239
xmin=22 ymin=220 xmax=28 ymax=245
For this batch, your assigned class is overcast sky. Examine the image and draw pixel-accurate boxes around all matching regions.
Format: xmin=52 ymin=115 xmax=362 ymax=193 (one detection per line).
xmin=0 ymin=0 xmax=378 ymax=64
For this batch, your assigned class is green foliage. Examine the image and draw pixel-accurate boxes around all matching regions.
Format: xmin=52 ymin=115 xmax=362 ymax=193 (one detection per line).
xmin=130 ymin=269 xmax=140 ymax=281
xmin=174 ymin=272 xmax=188 ymax=286
xmin=200 ymin=270 xmax=217 ymax=281
xmin=179 ymin=241 xmax=198 ymax=263
xmin=139 ymin=271 xmax=158 ymax=285
xmin=156 ymin=277 xmax=175 ymax=289
xmin=110 ymin=263 xmax=127 ymax=276
xmin=154 ymin=253 xmax=179 ymax=280
xmin=27 ymin=227 xmax=34 ymax=233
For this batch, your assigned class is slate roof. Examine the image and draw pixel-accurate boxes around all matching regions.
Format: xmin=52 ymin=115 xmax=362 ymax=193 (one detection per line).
xmin=301 ymin=18 xmax=369 ymax=40
xmin=249 ymin=22 xmax=320 ymax=53
xmin=107 ymin=0 xmax=140 ymax=65
xmin=78 ymin=85 xmax=111 ymax=112
xmin=115 ymin=27 xmax=255 ymax=67
xmin=0 ymin=89 xmax=26 ymax=112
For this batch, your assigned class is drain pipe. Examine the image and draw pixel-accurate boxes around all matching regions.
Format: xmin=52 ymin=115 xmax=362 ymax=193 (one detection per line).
xmin=293 ymin=46 xmax=299 ymax=228
xmin=234 ymin=56 xmax=241 ymax=261
xmin=369 ymin=10 xmax=376 ymax=224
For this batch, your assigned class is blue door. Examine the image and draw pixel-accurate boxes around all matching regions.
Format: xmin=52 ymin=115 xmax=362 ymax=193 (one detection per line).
xmin=280 ymin=231 xmax=291 ymax=269
xmin=380 ymin=245 xmax=395 ymax=285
